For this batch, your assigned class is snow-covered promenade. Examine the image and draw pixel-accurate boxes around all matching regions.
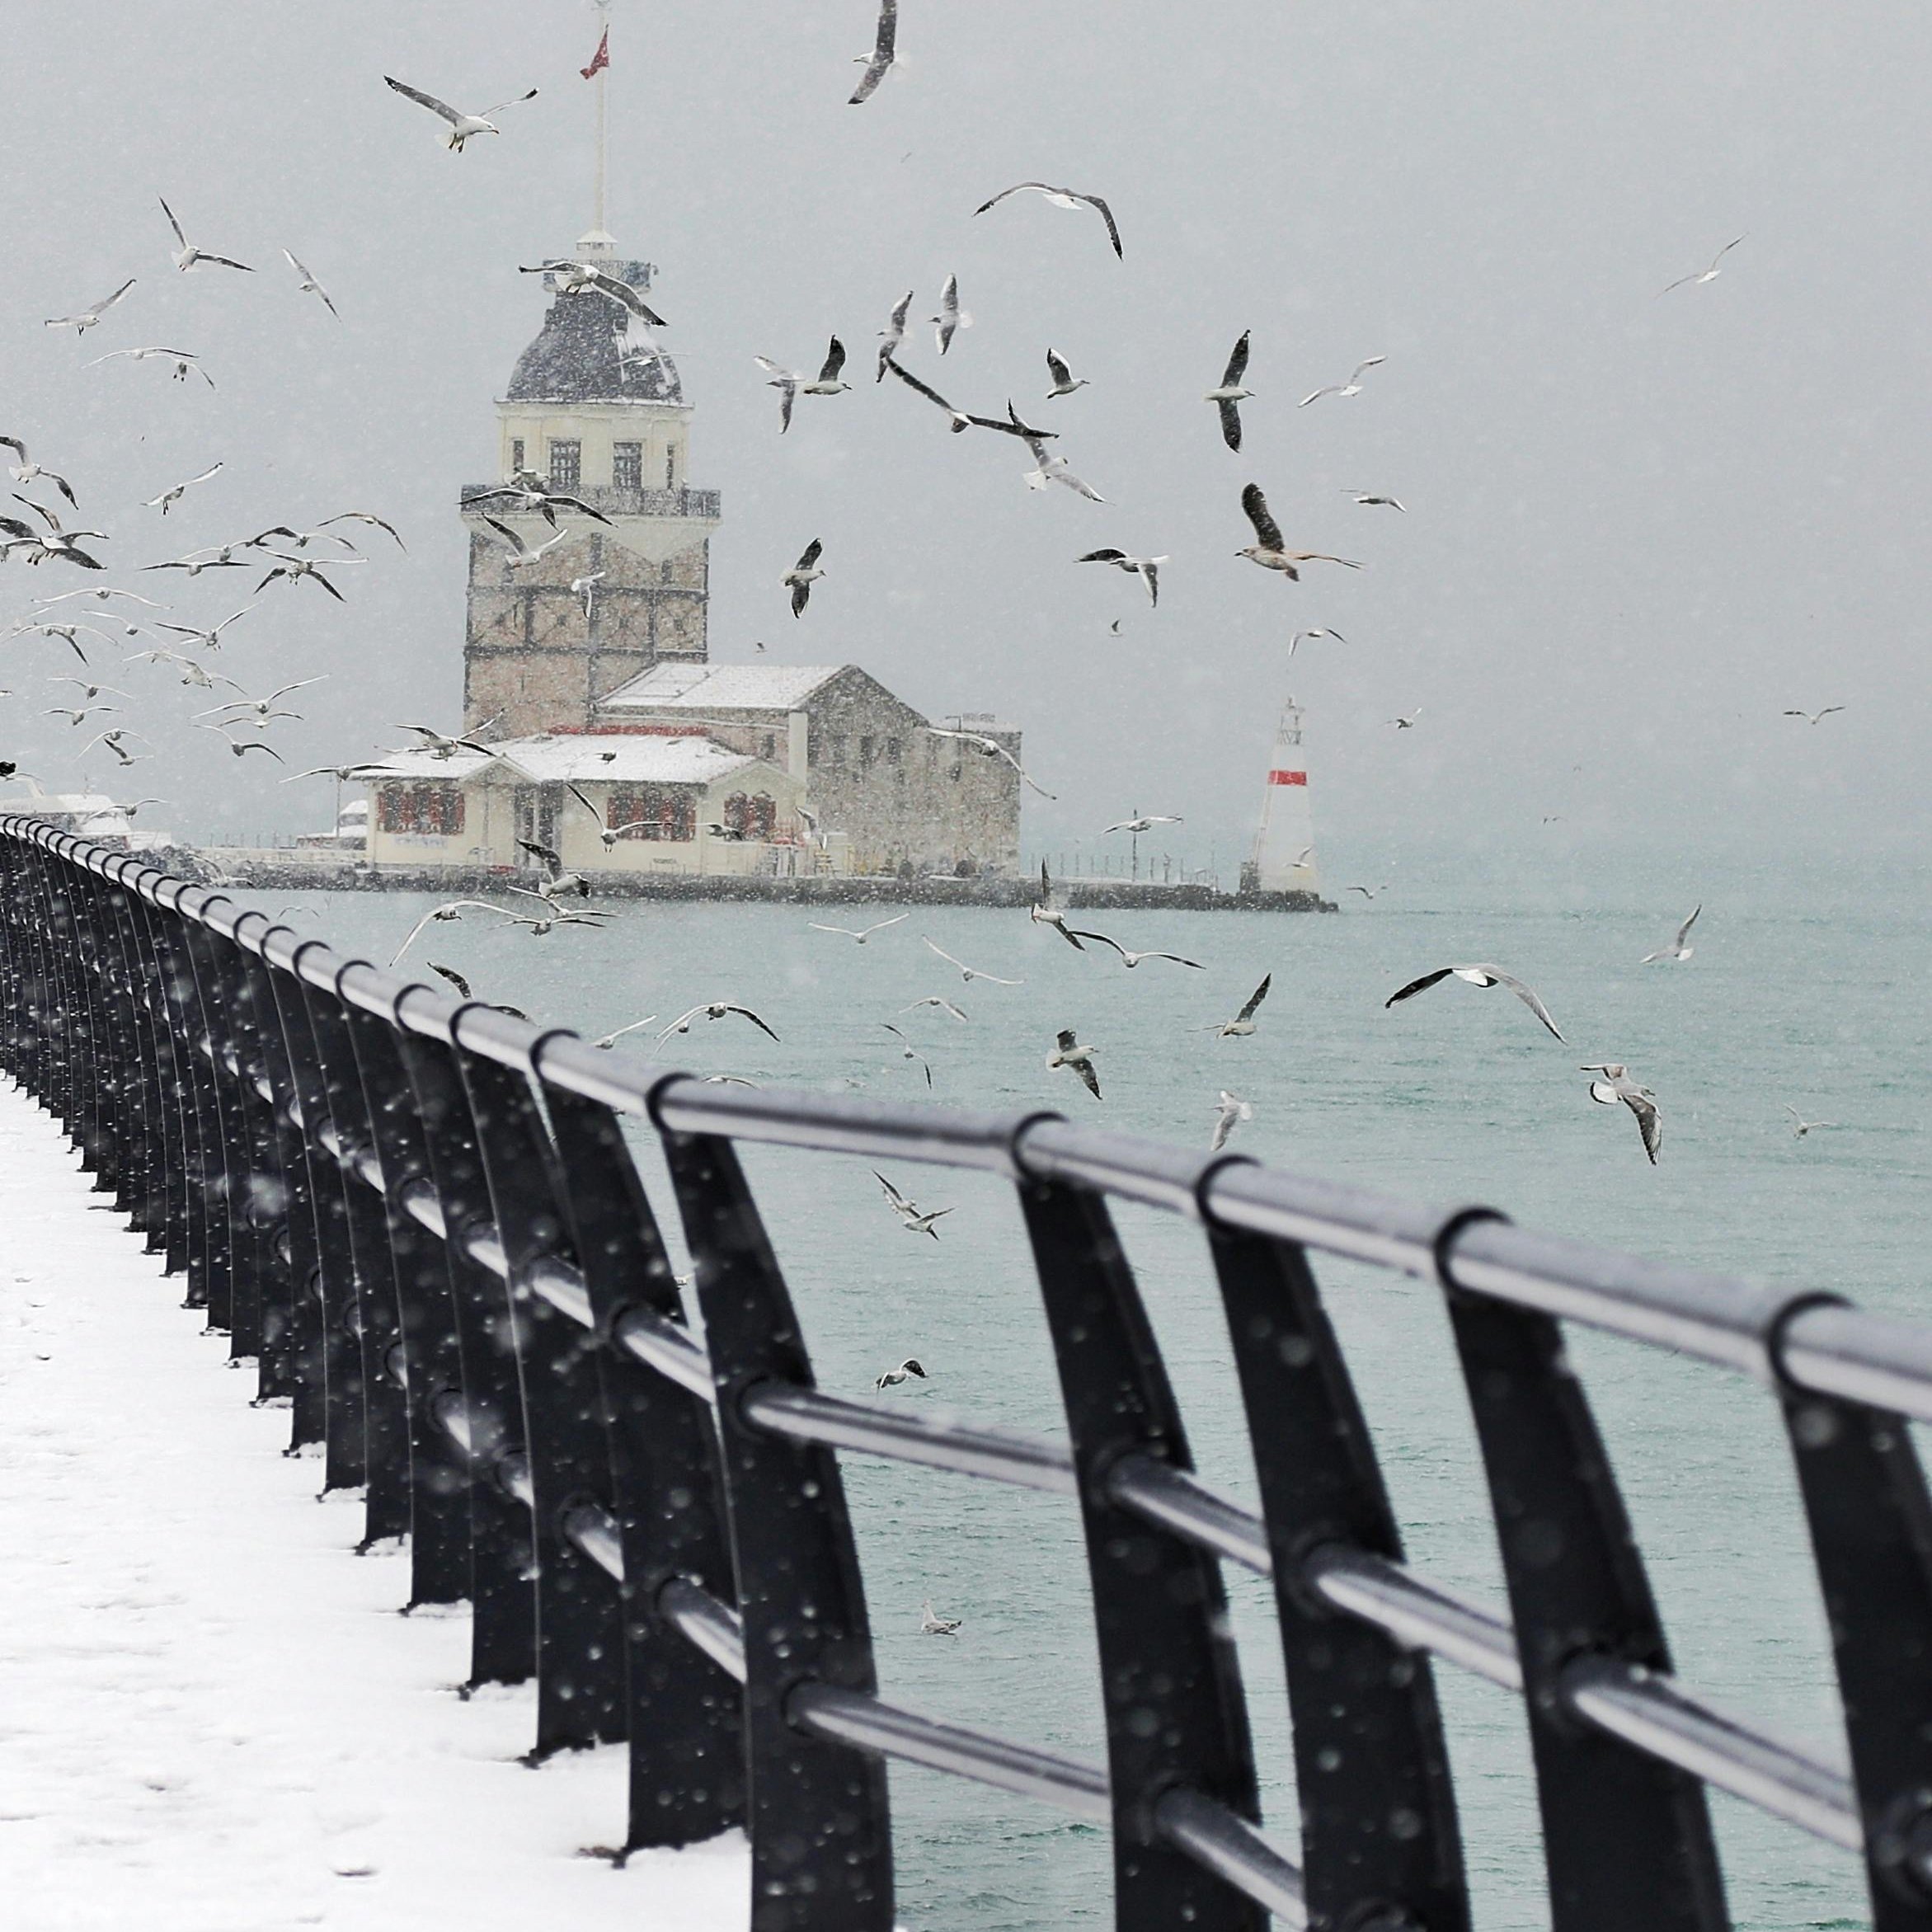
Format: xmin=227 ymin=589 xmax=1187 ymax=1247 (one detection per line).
xmin=0 ymin=1079 xmax=745 ymax=1930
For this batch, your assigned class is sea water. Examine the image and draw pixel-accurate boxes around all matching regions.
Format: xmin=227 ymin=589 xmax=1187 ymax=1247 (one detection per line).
xmin=282 ymin=849 xmax=1930 ymax=1931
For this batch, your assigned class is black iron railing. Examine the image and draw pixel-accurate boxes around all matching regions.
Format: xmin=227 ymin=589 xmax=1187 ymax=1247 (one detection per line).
xmin=3 ymin=811 xmax=1931 ymax=1931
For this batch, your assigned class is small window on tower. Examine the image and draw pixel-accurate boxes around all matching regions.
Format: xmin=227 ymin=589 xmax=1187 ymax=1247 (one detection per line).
xmin=665 ymin=448 xmax=678 ymax=489
xmin=859 ymin=736 xmax=877 ymax=769
xmin=509 ymin=439 xmax=525 ymax=474
xmin=548 ymin=440 xmax=581 ymax=489
xmin=612 ymin=442 xmax=642 ymax=490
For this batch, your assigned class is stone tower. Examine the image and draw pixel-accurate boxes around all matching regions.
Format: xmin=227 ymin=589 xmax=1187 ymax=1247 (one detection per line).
xmin=461 ymin=242 xmax=722 ymax=736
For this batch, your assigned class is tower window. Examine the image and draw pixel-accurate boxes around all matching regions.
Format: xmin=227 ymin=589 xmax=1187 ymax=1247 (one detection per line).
xmin=859 ymin=736 xmax=877 ymax=769
xmin=612 ymin=442 xmax=642 ymax=490
xmin=665 ymin=448 xmax=678 ymax=489
xmin=509 ymin=439 xmax=525 ymax=474
xmin=548 ymin=440 xmax=581 ymax=489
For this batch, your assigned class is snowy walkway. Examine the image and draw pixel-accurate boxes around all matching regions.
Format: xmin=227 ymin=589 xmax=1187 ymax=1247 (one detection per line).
xmin=0 ymin=1079 xmax=745 ymax=1930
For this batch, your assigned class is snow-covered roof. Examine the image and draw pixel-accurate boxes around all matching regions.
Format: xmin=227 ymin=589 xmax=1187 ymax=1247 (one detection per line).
xmin=506 ymin=257 xmax=684 ymax=406
xmin=599 ymin=662 xmax=845 ymax=713
xmin=349 ymin=749 xmax=494 ymax=782
xmin=495 ymin=735 xmax=761 ymax=786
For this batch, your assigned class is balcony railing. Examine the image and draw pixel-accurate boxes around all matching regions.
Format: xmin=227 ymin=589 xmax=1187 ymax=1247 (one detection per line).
xmin=460 ymin=482 xmax=721 ymax=520
xmin=5 ymin=810 xmax=1932 ymax=1930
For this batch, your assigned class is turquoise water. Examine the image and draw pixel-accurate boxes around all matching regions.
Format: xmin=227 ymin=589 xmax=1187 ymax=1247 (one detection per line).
xmin=280 ymin=854 xmax=1931 ymax=1931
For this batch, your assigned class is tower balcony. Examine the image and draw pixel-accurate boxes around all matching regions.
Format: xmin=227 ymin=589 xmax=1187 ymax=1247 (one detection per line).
xmin=461 ymin=482 xmax=720 ymax=523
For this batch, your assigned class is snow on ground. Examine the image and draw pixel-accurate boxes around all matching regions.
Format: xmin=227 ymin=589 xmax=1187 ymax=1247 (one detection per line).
xmin=0 ymin=1078 xmax=747 ymax=1930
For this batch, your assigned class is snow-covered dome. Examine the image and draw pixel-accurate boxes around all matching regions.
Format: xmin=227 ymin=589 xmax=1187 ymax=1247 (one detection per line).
xmin=505 ymin=256 xmax=684 ymax=406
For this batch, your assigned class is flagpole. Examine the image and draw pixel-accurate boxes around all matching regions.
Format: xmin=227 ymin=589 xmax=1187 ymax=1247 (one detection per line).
xmin=594 ymin=0 xmax=611 ymax=242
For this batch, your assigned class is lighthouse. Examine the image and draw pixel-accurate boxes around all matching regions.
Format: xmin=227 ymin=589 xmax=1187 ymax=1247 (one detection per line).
xmin=1242 ymin=694 xmax=1320 ymax=895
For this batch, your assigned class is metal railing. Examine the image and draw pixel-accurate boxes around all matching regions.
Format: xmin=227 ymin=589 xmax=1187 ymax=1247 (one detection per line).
xmin=2 ymin=811 xmax=1931 ymax=1931
xmin=459 ymin=482 xmax=722 ymax=521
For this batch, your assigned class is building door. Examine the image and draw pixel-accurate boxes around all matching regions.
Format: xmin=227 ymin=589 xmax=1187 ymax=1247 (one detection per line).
xmin=513 ymin=787 xmax=558 ymax=864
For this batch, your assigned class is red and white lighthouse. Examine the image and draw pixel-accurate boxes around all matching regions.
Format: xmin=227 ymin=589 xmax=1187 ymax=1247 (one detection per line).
xmin=1243 ymin=695 xmax=1319 ymax=895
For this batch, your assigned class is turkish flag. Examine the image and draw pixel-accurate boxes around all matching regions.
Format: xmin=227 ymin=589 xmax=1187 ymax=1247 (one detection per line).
xmin=581 ymin=27 xmax=609 ymax=78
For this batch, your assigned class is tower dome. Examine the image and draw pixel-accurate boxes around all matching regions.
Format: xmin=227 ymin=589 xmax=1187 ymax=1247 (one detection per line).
xmin=505 ymin=258 xmax=684 ymax=406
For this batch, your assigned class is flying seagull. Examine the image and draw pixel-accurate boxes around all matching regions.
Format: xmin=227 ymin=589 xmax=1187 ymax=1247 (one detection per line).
xmin=317 ymin=510 xmax=406 ymax=551
xmin=1345 ymin=882 xmax=1393 ymax=901
xmin=590 ymin=1016 xmax=661 ymax=1050
xmin=519 ymin=258 xmax=667 ymax=327
xmin=385 ymin=76 xmax=539 ymax=151
xmin=754 ymin=338 xmax=850 ymax=431
xmin=1101 ymin=813 xmax=1182 ymax=835
xmin=1642 ymin=905 xmax=1701 ymax=964
xmin=807 ymin=913 xmax=909 ymax=943
xmin=393 ymin=722 xmax=498 ymax=759
xmin=1343 ymin=490 xmax=1405 ymax=511
xmin=1290 ymin=629 xmax=1347 ymax=656
xmin=881 ymin=1021 xmax=934 ymax=1088
xmin=1206 ymin=975 xmax=1272 ymax=1037
xmin=1030 ymin=863 xmax=1086 ymax=949
xmin=876 ymin=1358 xmax=927 ymax=1390
xmin=879 ymin=353 xmax=973 ymax=431
xmin=461 ymin=477 xmax=613 ymax=529
xmin=920 ymin=725 xmax=1055 ymax=798
xmin=1390 ymin=708 xmax=1422 ymax=730
xmin=931 ymin=275 xmax=971 ymax=355
xmin=1784 ymin=1105 xmax=1838 ymax=1139
xmin=143 ymin=461 xmax=223 ymax=515
xmin=849 ymin=0 xmax=900 ymax=103
xmin=1077 ymin=548 xmax=1163 ymax=604
xmin=1299 ymin=356 xmax=1385 ymax=407
xmin=482 ymin=515 xmax=567 ymax=569
xmin=900 ymin=996 xmax=968 ymax=1022
xmin=1046 ymin=347 xmax=1089 ymax=399
xmin=255 ymin=552 xmax=364 ymax=600
xmin=920 ymin=1599 xmax=961 ymax=1635
xmin=1047 ymin=1030 xmax=1102 ymax=1098
xmin=85 ymin=346 xmax=214 ymax=388
xmin=153 ymin=605 xmax=256 ymax=650
xmin=1783 ymin=706 xmax=1845 ymax=725
xmin=974 ymin=182 xmax=1123 ymax=259
xmin=783 ymin=538 xmax=825 ymax=617
xmin=1237 ymin=485 xmax=1361 ymax=579
xmin=281 ymin=249 xmax=340 ymax=317
xmin=0 ymin=497 xmax=108 ymax=570
xmin=389 ymin=903 xmax=518 ymax=968
xmin=196 ymin=675 xmax=327 ymax=722
xmin=1072 ymin=930 xmax=1204 ymax=971
xmin=922 ymin=937 xmax=1022 ymax=985
xmin=874 ymin=1171 xmax=954 ymax=1239
xmin=1021 ymin=427 xmax=1106 ymax=502
xmin=1385 ymin=965 xmax=1565 ymax=1042
xmin=1204 ymin=331 xmax=1253 ymax=451
xmin=1660 ymin=237 xmax=1745 ymax=296
xmin=1582 ymin=1065 xmax=1662 ymax=1164
xmin=658 ymin=1002 xmax=781 ymax=1042
xmin=0 ymin=437 xmax=77 ymax=506
xmin=1210 ymin=1091 xmax=1254 ymax=1153
xmin=876 ymin=290 xmax=914 ymax=381
xmin=44 ymin=279 xmax=135 ymax=334
xmin=159 ymin=199 xmax=252 ymax=273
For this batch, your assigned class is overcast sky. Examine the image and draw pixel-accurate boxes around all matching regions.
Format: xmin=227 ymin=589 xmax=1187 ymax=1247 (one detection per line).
xmin=3 ymin=0 xmax=1926 ymax=870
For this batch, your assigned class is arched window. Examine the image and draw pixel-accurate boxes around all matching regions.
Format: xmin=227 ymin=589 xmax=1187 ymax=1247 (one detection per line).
xmin=608 ymin=786 xmax=697 ymax=840
xmin=722 ymin=792 xmax=750 ymax=836
xmin=746 ymin=793 xmax=777 ymax=841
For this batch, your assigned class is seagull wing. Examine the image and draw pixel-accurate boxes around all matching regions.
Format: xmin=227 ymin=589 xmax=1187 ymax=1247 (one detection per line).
xmin=1241 ymin=483 xmax=1283 ymax=552
xmin=1626 ymin=1090 xmax=1662 ymax=1163
xmin=563 ymin=781 xmax=604 ymax=827
xmin=1711 ymin=235 xmax=1746 ymax=270
xmin=861 ymin=914 xmax=910 ymax=938
xmin=585 ymin=268 xmax=667 ymax=327
xmin=158 ymin=197 xmax=188 ymax=251
xmin=1236 ymin=974 xmax=1272 ymax=1022
xmin=819 ymin=336 xmax=848 ymax=383
xmin=1675 ymin=904 xmax=1702 ymax=949
xmin=923 ymin=937 xmax=967 ymax=971
xmin=727 ymin=1005 xmax=781 ymax=1042
xmin=1046 ymin=347 xmax=1074 ymax=389
xmin=874 ymin=1169 xmax=914 ymax=1213
xmin=881 ymin=354 xmax=965 ymax=427
xmin=1217 ymin=399 xmax=1243 ymax=452
xmin=477 ymin=87 xmax=540 ymax=119
xmin=795 ymin=538 xmax=824 ymax=571
xmin=1082 ymin=193 xmax=1124 ymax=258
xmin=1385 ymin=967 xmax=1454 ymax=1009
xmin=1079 ymin=549 xmax=1129 ymax=566
xmin=384 ymin=76 xmax=465 ymax=127
xmin=1074 ymin=1059 xmax=1103 ymax=1099
xmin=1473 ymin=968 xmax=1566 ymax=1042
xmin=1223 ymin=331 xmax=1251 ymax=386
xmin=848 ymin=0 xmax=898 ymax=103
xmin=972 ymin=182 xmax=1046 ymax=215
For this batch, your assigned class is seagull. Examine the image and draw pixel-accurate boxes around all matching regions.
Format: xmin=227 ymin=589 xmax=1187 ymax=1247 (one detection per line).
xmin=390 ymin=900 xmax=506 ymax=966
xmin=1660 ymin=237 xmax=1744 ymax=296
xmin=922 ymin=937 xmax=1021 ymax=985
xmin=41 ymin=703 xmax=120 ymax=728
xmin=876 ymin=290 xmax=914 ymax=381
xmin=1783 ymin=707 xmax=1845 ymax=725
xmin=511 ymin=841 xmax=592 ymax=900
xmin=1021 ymin=428 xmax=1106 ymax=502
xmin=393 ymin=722 xmax=499 ymax=760
xmin=9 ymin=621 xmax=108 ymax=660
xmin=1077 ymin=548 xmax=1163 ymax=604
xmin=244 ymin=522 xmax=359 ymax=555
xmin=159 ymin=199 xmax=252 ymax=274
xmin=1343 ymin=490 xmax=1405 ymax=511
xmin=919 ymin=1599 xmax=961 ymax=1636
xmin=49 ymin=678 xmax=132 ymax=703
xmin=1299 ymin=356 xmax=1385 ymax=407
xmin=1101 ymin=813 xmax=1182 ymax=835
xmin=1386 ymin=966 xmax=1566 ymax=1042
xmin=590 ymin=1017 xmax=660 ymax=1050
xmin=317 ymin=510 xmax=407 ymax=551
xmin=1031 ymin=862 xmax=1085 ymax=948
xmin=461 ymin=478 xmax=613 ymax=529
xmin=32 ymin=585 xmax=160 ymax=608
xmin=1047 ymin=1030 xmax=1102 ymax=1098
xmin=878 ymin=353 xmax=975 ymax=432
xmin=44 ymin=278 xmax=135 ymax=334
xmin=1206 ymin=975 xmax=1272 ymax=1037
xmin=1390 ymin=709 xmax=1422 ymax=730
xmin=1784 ymin=1106 xmax=1838 ymax=1139
xmin=1642 ymin=905 xmax=1701 ymax=964
xmin=196 ymin=675 xmax=327 ymax=723
xmin=79 ymin=727 xmax=153 ymax=766
xmin=808 ymin=913 xmax=908 ymax=942
xmin=570 ymin=571 xmax=605 ymax=618
xmin=879 ymin=1022 xmax=934 ymax=1088
xmin=280 ymin=248 xmax=340 ymax=317
xmin=0 ymin=498 xmax=108 ymax=569
xmin=754 ymin=338 xmax=850 ymax=431
xmin=973 ymin=182 xmax=1123 ymax=259
xmin=562 ymin=781 xmax=657 ymax=848
xmin=502 ymin=908 xmax=612 ymax=938
xmin=482 ymin=515 xmax=568 ymax=569
xmin=85 ymin=346 xmax=214 ymax=387
xmin=1290 ymin=628 xmax=1347 ymax=656
xmin=385 ymin=76 xmax=539 ymax=151
xmin=876 ymin=1358 xmax=928 ymax=1390
xmin=425 ymin=962 xmax=474 ymax=999
xmin=143 ymin=462 xmax=223 ymax=515
xmin=200 ymin=724 xmax=286 ymax=762
xmin=125 ymin=646 xmax=227 ymax=687
xmin=1210 ymin=1091 xmax=1254 ymax=1153
xmin=1204 ymin=331 xmax=1253 ymax=451
xmin=1345 ymin=882 xmax=1393 ymax=901
xmin=931 ymin=275 xmax=971 ymax=355
xmin=1072 ymin=931 xmax=1204 ymax=971
xmin=1237 ymin=486 xmax=1361 ymax=579
xmin=1581 ymin=1065 xmax=1662 ymax=1164
xmin=900 ymin=996 xmax=968 ymax=1022
xmin=0 ymin=437 xmax=77 ymax=506
xmin=658 ymin=1003 xmax=781 ymax=1042
xmin=1046 ymin=348 xmax=1089 ymax=399
xmin=256 ymin=552 xmax=363 ymax=599
xmin=849 ymin=0 xmax=900 ymax=103
xmin=783 ymin=538 xmax=825 ymax=617
xmin=920 ymin=726 xmax=1055 ymax=799
xmin=153 ymin=605 xmax=256 ymax=650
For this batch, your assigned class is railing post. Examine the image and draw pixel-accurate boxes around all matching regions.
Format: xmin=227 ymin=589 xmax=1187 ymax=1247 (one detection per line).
xmin=124 ymin=878 xmax=195 ymax=1277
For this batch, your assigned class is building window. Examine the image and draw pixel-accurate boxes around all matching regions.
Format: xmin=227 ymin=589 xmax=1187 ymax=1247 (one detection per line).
xmin=760 ymin=732 xmax=777 ymax=762
xmin=509 ymin=438 xmax=525 ymax=474
xmin=859 ymin=736 xmax=877 ymax=769
xmin=884 ymin=737 xmax=902 ymax=764
xmin=607 ymin=786 xmax=694 ymax=841
xmin=665 ymin=448 xmax=679 ymax=489
xmin=548 ymin=440 xmax=581 ymax=489
xmin=377 ymin=783 xmax=465 ymax=835
xmin=613 ymin=442 xmax=642 ymax=490
xmin=722 ymin=792 xmax=777 ymax=841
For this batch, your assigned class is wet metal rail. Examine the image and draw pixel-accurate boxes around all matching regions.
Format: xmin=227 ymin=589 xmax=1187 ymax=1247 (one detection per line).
xmin=3 ymin=813 xmax=1930 ymax=1931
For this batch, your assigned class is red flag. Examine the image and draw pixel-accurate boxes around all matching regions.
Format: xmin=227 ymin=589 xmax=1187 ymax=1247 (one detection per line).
xmin=581 ymin=27 xmax=609 ymax=79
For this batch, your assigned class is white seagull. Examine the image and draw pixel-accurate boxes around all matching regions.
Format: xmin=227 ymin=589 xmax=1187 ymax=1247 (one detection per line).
xmin=0 ymin=437 xmax=77 ymax=506
xmin=1047 ymin=1030 xmax=1102 ymax=1098
xmin=482 ymin=515 xmax=568 ymax=569
xmin=385 ymin=76 xmax=539 ymax=151
xmin=1046 ymin=347 xmax=1089 ymax=399
xmin=973 ymin=182 xmax=1123 ymax=259
xmin=921 ymin=725 xmax=1055 ymax=799
xmin=931 ymin=275 xmax=971 ymax=355
xmin=658 ymin=1003 xmax=781 ymax=1043
xmin=1783 ymin=707 xmax=1845 ymax=725
xmin=783 ymin=538 xmax=825 ymax=617
xmin=318 ymin=510 xmax=407 ymax=551
xmin=876 ymin=1358 xmax=928 ymax=1389
xmin=519 ymin=258 xmax=667 ymax=326
xmin=876 ymin=1172 xmax=953 ymax=1239
xmin=754 ymin=338 xmax=850 ymax=432
xmin=1074 ymin=931 xmax=1204 ymax=971
xmin=1101 ymin=813 xmax=1182 ymax=835
xmin=282 ymin=249 xmax=339 ymax=317
xmin=1210 ymin=1091 xmax=1254 ymax=1153
xmin=1076 ymin=548 xmax=1163 ymax=604
xmin=881 ymin=1022 xmax=934 ymax=1088
xmin=1021 ymin=428 xmax=1106 ymax=503
xmin=849 ymin=0 xmax=900 ymax=104
xmin=1343 ymin=490 xmax=1405 ymax=511
xmin=153 ymin=605 xmax=256 ymax=650
xmin=591 ymin=1017 xmax=660 ymax=1051
xmin=1581 ymin=1065 xmax=1662 ymax=1164
xmin=876 ymin=290 xmax=914 ymax=382
xmin=1031 ymin=862 xmax=1085 ymax=949
xmin=1290 ymin=628 xmax=1347 ymax=656
xmin=1204 ymin=331 xmax=1253 ymax=451
xmin=900 ymin=996 xmax=968 ymax=1022
xmin=143 ymin=462 xmax=223 ymax=515
xmin=85 ymin=346 xmax=214 ymax=387
xmin=1299 ymin=356 xmax=1386 ymax=407
xmin=1385 ymin=966 xmax=1565 ymax=1042
xmin=1660 ymin=237 xmax=1744 ymax=296
xmin=1641 ymin=905 xmax=1701 ymax=964
xmin=1237 ymin=485 xmax=1361 ymax=579
xmin=1390 ymin=709 xmax=1422 ymax=730
xmin=922 ymin=938 xmax=1022 ymax=985
xmin=1206 ymin=975 xmax=1272 ymax=1037
xmin=807 ymin=913 xmax=908 ymax=943
xmin=159 ymin=199 xmax=252 ymax=274
xmin=1784 ymin=1106 xmax=1838 ymax=1139
xmin=920 ymin=1599 xmax=961 ymax=1635
xmin=44 ymin=279 xmax=135 ymax=334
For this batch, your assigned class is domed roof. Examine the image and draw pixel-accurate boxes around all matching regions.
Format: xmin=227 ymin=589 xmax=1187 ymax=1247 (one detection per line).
xmin=505 ymin=256 xmax=684 ymax=405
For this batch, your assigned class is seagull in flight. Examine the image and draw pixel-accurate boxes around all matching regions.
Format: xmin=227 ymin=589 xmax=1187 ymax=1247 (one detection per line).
xmin=1204 ymin=331 xmax=1253 ymax=451
xmin=1206 ymin=975 xmax=1272 ymax=1037
xmin=931 ymin=275 xmax=971 ymax=355
xmin=385 ymin=76 xmax=538 ymax=151
xmin=874 ymin=1170 xmax=953 ymax=1238
xmin=876 ymin=1358 xmax=927 ymax=1390
xmin=1021 ymin=428 xmax=1106 ymax=502
xmin=1237 ymin=485 xmax=1361 ymax=579
xmin=519 ymin=258 xmax=667 ymax=327
xmin=1046 ymin=347 xmax=1089 ymax=399
xmin=590 ymin=1016 xmax=660 ymax=1050
xmin=879 ymin=353 xmax=974 ymax=431
xmin=318 ymin=510 xmax=407 ymax=551
xmin=658 ymin=1003 xmax=781 ymax=1043
xmin=1345 ymin=881 xmax=1393 ymax=901
xmin=1299 ymin=356 xmax=1385 ymax=407
xmin=921 ymin=725 xmax=1055 ymax=798
xmin=1290 ymin=628 xmax=1347 ymax=656
xmin=1641 ymin=905 xmax=1701 ymax=964
xmin=1390 ymin=709 xmax=1422 ymax=730
xmin=1047 ymin=1030 xmax=1102 ymax=1098
xmin=1030 ymin=863 xmax=1086 ymax=949
xmin=807 ymin=913 xmax=908 ymax=942
xmin=900 ymin=996 xmax=968 ymax=1022
xmin=876 ymin=290 xmax=914 ymax=381
xmin=0 ymin=438 xmax=77 ymax=506
xmin=1072 ymin=931 xmax=1204 ymax=971
xmin=1077 ymin=548 xmax=1162 ymax=604
xmin=143 ymin=462 xmax=223 ymax=515
xmin=1784 ymin=1106 xmax=1838 ymax=1139
xmin=1783 ymin=706 xmax=1845 ymax=725
xmin=1660 ymin=237 xmax=1744 ymax=296
xmin=1385 ymin=966 xmax=1565 ymax=1041
xmin=279 ymin=248 xmax=340 ymax=317
xmin=783 ymin=538 xmax=825 ymax=617
xmin=1100 ymin=812 xmax=1182 ymax=835
xmin=86 ymin=346 xmax=213 ymax=387
xmin=1210 ymin=1091 xmax=1254 ymax=1153
xmin=153 ymin=605 xmax=256 ymax=651
xmin=1581 ymin=1065 xmax=1662 ymax=1164
xmin=920 ymin=1599 xmax=961 ymax=1635
xmin=881 ymin=1022 xmax=934 ymax=1088
xmin=0 ymin=498 xmax=108 ymax=569
xmin=159 ymin=199 xmax=252 ymax=274
xmin=390 ymin=900 xmax=507 ymax=966
xmin=10 ymin=620 xmax=110 ymax=660
xmin=754 ymin=338 xmax=850 ymax=432
xmin=1343 ymin=490 xmax=1405 ymax=511
xmin=849 ymin=0 xmax=900 ymax=103
xmin=44 ymin=279 xmax=135 ymax=334
xmin=482 ymin=515 xmax=568 ymax=569
xmin=922 ymin=937 xmax=1022 ymax=985
xmin=256 ymin=552 xmax=364 ymax=600
xmin=393 ymin=722 xmax=499 ymax=760
xmin=974 ymin=182 xmax=1123 ymax=259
